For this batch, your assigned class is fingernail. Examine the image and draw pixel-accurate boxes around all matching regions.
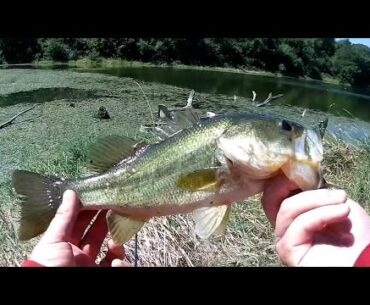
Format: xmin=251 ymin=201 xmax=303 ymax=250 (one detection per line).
xmin=112 ymin=259 xmax=130 ymax=267
xmin=336 ymin=202 xmax=350 ymax=214
xmin=63 ymin=190 xmax=73 ymax=201
xmin=328 ymin=190 xmax=347 ymax=202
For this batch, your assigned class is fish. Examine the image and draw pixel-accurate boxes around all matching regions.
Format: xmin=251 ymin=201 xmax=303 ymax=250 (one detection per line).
xmin=12 ymin=111 xmax=325 ymax=244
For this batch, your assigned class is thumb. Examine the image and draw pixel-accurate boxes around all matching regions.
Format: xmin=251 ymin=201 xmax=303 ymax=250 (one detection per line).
xmin=41 ymin=190 xmax=80 ymax=244
xmin=262 ymin=174 xmax=300 ymax=227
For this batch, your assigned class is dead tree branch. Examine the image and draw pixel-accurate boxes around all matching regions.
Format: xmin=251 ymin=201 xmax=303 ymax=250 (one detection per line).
xmin=251 ymin=91 xmax=284 ymax=107
xmin=0 ymin=106 xmax=36 ymax=129
xmin=185 ymin=90 xmax=195 ymax=108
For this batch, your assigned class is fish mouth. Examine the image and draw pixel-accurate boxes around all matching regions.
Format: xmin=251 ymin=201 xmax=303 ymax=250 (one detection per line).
xmin=282 ymin=128 xmax=324 ymax=190
xmin=294 ymin=129 xmax=323 ymax=163
xmin=281 ymin=159 xmax=322 ymax=191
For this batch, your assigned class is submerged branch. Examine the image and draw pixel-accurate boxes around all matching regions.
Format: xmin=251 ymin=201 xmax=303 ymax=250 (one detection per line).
xmin=0 ymin=106 xmax=36 ymax=129
xmin=251 ymin=91 xmax=284 ymax=107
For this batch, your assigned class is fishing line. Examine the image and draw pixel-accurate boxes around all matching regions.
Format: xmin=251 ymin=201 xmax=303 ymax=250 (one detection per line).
xmin=134 ymin=233 xmax=138 ymax=267
xmin=133 ymin=80 xmax=156 ymax=130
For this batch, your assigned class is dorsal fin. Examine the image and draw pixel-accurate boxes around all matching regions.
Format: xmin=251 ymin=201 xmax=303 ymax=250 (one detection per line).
xmin=143 ymin=105 xmax=202 ymax=140
xmin=158 ymin=104 xmax=173 ymax=119
xmin=88 ymin=135 xmax=142 ymax=173
xmin=317 ymin=117 xmax=329 ymax=139
xmin=172 ymin=108 xmax=201 ymax=128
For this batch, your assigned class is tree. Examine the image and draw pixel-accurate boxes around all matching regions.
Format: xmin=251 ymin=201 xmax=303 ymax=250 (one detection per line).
xmin=277 ymin=43 xmax=305 ymax=76
xmin=0 ymin=38 xmax=40 ymax=63
xmin=38 ymin=39 xmax=70 ymax=62
xmin=0 ymin=38 xmax=368 ymax=88
xmin=333 ymin=42 xmax=370 ymax=87
xmin=313 ymin=38 xmax=336 ymax=74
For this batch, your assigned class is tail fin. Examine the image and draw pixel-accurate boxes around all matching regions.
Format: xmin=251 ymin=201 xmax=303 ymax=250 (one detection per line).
xmin=12 ymin=170 xmax=67 ymax=241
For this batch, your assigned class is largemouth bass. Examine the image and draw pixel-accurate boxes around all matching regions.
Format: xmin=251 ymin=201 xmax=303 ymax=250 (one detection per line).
xmin=13 ymin=112 xmax=324 ymax=244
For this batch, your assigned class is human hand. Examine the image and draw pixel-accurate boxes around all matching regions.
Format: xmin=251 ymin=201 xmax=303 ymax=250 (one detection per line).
xmin=262 ymin=174 xmax=370 ymax=266
xmin=28 ymin=190 xmax=130 ymax=267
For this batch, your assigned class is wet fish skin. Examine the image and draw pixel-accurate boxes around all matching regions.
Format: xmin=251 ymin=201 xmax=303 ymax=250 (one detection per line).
xmin=13 ymin=112 xmax=324 ymax=241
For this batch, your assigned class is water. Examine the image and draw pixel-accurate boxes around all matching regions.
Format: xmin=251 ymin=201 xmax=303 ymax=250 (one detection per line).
xmin=0 ymin=87 xmax=97 ymax=107
xmin=1 ymin=65 xmax=369 ymax=144
xmin=73 ymin=66 xmax=370 ymax=122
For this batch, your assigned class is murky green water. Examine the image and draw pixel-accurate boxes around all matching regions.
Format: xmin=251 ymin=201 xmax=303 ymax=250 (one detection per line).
xmin=0 ymin=87 xmax=97 ymax=107
xmin=73 ymin=66 xmax=370 ymax=122
xmin=1 ymin=65 xmax=369 ymax=145
xmin=71 ymin=65 xmax=370 ymax=145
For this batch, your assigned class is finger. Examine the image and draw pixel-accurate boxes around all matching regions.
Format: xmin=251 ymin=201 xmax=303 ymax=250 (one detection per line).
xmin=41 ymin=190 xmax=80 ymax=244
xmin=80 ymin=210 xmax=108 ymax=259
xmin=99 ymin=240 xmax=125 ymax=266
xmin=275 ymin=189 xmax=347 ymax=238
xmin=325 ymin=218 xmax=352 ymax=235
xmin=99 ymin=258 xmax=130 ymax=267
xmin=261 ymin=173 xmax=300 ymax=226
xmin=276 ymin=203 xmax=350 ymax=266
xmin=315 ymin=225 xmax=354 ymax=247
xmin=107 ymin=239 xmax=125 ymax=260
xmin=111 ymin=259 xmax=131 ymax=267
xmin=71 ymin=244 xmax=99 ymax=267
xmin=70 ymin=210 xmax=100 ymax=246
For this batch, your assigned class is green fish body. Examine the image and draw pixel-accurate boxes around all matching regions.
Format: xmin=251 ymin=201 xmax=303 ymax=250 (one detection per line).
xmin=13 ymin=112 xmax=324 ymax=243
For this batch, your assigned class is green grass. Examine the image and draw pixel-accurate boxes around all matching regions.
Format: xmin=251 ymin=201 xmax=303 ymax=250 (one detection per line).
xmin=25 ymin=138 xmax=90 ymax=178
xmin=0 ymin=68 xmax=369 ymax=266
xmin=322 ymin=138 xmax=370 ymax=208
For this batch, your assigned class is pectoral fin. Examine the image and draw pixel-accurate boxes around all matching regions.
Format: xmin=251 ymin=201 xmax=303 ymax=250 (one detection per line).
xmin=106 ymin=211 xmax=146 ymax=244
xmin=213 ymin=205 xmax=231 ymax=237
xmin=177 ymin=168 xmax=221 ymax=192
xmin=193 ymin=205 xmax=231 ymax=239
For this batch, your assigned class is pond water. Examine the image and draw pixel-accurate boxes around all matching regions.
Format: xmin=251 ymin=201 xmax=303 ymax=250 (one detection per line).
xmin=73 ymin=66 xmax=370 ymax=123
xmin=1 ymin=64 xmax=369 ymax=145
xmin=0 ymin=87 xmax=97 ymax=107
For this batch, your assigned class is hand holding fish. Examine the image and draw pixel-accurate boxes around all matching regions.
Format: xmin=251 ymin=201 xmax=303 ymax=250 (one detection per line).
xmin=262 ymin=174 xmax=370 ymax=266
xmin=27 ymin=190 xmax=129 ymax=267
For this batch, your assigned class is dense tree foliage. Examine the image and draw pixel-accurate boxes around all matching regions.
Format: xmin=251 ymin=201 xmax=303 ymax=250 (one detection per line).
xmin=0 ymin=38 xmax=41 ymax=64
xmin=333 ymin=39 xmax=370 ymax=87
xmin=0 ymin=38 xmax=369 ymax=87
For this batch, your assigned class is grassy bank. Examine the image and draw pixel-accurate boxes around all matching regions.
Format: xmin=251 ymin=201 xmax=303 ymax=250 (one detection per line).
xmin=0 ymin=68 xmax=369 ymax=266
xmin=32 ymin=58 xmax=349 ymax=87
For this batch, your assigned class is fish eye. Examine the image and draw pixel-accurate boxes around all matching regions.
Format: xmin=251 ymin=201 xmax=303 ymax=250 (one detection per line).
xmin=281 ymin=120 xmax=292 ymax=132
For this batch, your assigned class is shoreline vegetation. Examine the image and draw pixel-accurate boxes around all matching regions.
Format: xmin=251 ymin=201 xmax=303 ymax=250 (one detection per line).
xmin=29 ymin=58 xmax=346 ymax=87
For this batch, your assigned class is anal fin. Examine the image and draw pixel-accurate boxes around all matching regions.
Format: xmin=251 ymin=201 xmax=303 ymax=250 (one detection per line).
xmin=107 ymin=211 xmax=146 ymax=244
